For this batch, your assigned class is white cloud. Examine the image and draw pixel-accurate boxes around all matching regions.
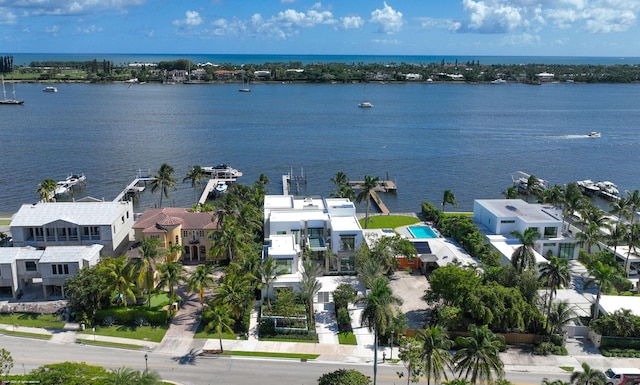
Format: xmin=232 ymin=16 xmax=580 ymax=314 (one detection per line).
xmin=340 ymin=16 xmax=364 ymax=30
xmin=173 ymin=10 xmax=203 ymax=27
xmin=369 ymin=1 xmax=403 ymax=34
xmin=0 ymin=9 xmax=17 ymax=25
xmin=76 ymin=24 xmax=103 ymax=33
xmin=419 ymin=17 xmax=462 ymax=32
xmin=44 ymin=25 xmax=60 ymax=34
xmin=17 ymin=0 xmax=147 ymax=16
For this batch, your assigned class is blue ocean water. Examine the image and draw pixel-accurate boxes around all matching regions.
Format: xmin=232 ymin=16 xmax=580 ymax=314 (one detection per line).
xmin=13 ymin=53 xmax=640 ymax=66
xmin=1 ymin=80 xmax=639 ymax=215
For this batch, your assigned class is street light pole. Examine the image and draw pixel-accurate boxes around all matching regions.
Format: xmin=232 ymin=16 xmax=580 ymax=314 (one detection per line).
xmin=144 ymin=353 xmax=148 ymax=373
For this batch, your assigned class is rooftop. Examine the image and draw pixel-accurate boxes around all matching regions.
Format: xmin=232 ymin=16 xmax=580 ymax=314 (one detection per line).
xmin=475 ymin=199 xmax=562 ymax=222
xmin=11 ymin=201 xmax=131 ymax=227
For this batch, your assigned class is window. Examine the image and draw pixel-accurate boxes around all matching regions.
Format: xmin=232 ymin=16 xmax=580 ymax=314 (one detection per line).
xmin=52 ymin=265 xmax=57 ymax=275
xmin=340 ymin=256 xmax=355 ymax=272
xmin=200 ymin=246 xmax=206 ymax=255
xmin=317 ymin=292 xmax=331 ymax=303
xmin=52 ymin=264 xmax=69 ymax=275
xmin=199 ymin=230 xmax=205 ymax=237
xmin=559 ymin=243 xmax=575 ymax=259
xmin=275 ymin=259 xmax=293 ymax=275
xmin=175 ymin=235 xmax=179 ymax=244
xmin=121 ymin=215 xmax=125 ymax=224
xmin=308 ymin=228 xmax=323 ymax=237
xmin=339 ymin=235 xmax=356 ymax=251
xmin=126 ymin=211 xmax=129 ymax=219
xmin=544 ymin=227 xmax=558 ymax=238
xmin=277 ymin=231 xmax=287 ymax=235
xmin=501 ymin=220 xmax=515 ymax=224
xmin=182 ymin=230 xmax=188 ymax=237
xmin=543 ymin=243 xmax=557 ymax=247
xmin=25 ymin=261 xmax=37 ymax=272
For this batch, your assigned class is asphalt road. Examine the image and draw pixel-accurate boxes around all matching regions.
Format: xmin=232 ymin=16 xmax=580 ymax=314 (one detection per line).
xmin=2 ymin=335 xmax=571 ymax=385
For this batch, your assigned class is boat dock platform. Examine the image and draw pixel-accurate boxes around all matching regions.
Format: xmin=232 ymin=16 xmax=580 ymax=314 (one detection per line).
xmin=113 ymin=170 xmax=157 ymax=202
xmin=199 ymin=178 xmax=237 ymax=204
xmin=369 ymin=191 xmax=390 ymax=214
xmin=282 ymin=167 xmax=307 ymax=195
xmin=348 ymin=180 xmax=397 ymax=193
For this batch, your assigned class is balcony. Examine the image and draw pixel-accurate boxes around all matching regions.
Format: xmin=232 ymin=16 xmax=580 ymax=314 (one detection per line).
xmin=307 ymin=237 xmax=326 ymax=251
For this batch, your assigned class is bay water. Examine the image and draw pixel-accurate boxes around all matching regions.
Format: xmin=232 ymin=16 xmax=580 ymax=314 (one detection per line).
xmin=1 ymin=81 xmax=639 ymax=215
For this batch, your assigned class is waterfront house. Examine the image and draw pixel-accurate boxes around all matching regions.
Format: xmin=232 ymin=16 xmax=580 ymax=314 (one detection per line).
xmin=262 ymin=195 xmax=363 ymax=297
xmin=0 ymin=244 xmax=102 ymax=299
xmin=132 ymin=208 xmax=219 ymax=263
xmin=10 ymin=201 xmax=133 ymax=257
xmin=473 ymin=199 xmax=579 ymax=264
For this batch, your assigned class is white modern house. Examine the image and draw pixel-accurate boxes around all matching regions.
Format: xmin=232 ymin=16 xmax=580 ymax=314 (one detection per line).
xmin=473 ymin=199 xmax=579 ymax=264
xmin=10 ymin=201 xmax=133 ymax=256
xmin=0 ymin=244 xmax=102 ymax=299
xmin=262 ymin=195 xmax=363 ymax=296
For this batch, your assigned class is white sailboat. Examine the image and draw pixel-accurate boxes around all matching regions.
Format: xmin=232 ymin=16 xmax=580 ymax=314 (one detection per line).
xmin=0 ymin=74 xmax=24 ymax=105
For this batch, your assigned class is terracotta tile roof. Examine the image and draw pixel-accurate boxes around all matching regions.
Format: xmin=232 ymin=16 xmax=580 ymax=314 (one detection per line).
xmin=133 ymin=208 xmax=219 ymax=232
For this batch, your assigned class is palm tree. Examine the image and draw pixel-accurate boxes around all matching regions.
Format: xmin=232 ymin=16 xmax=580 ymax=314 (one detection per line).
xmin=562 ymin=182 xmax=585 ymax=228
xmin=502 ymin=186 xmax=518 ymax=199
xmin=624 ymin=223 xmax=640 ymax=275
xmin=108 ymin=367 xmax=162 ymax=385
xmin=453 ymin=324 xmax=505 ymax=385
xmin=576 ymin=223 xmax=604 ymax=254
xmin=539 ymin=255 xmax=571 ymax=330
xmin=183 ymin=165 xmax=207 ymax=204
xmin=358 ymin=276 xmax=402 ymax=385
xmin=417 ymin=324 xmax=453 ymax=385
xmin=35 ymin=178 xmax=57 ymax=202
xmin=213 ymin=273 xmax=253 ymax=323
xmin=624 ymin=189 xmax=640 ymax=225
xmin=128 ymin=237 xmax=160 ymax=308
xmin=150 ymin=163 xmax=177 ymax=208
xmin=210 ymin=216 xmax=251 ymax=262
xmin=609 ymin=196 xmax=631 ymax=223
xmin=187 ymin=264 xmax=216 ymax=305
xmin=356 ymin=175 xmax=380 ymax=229
xmin=258 ymin=257 xmax=277 ymax=310
xmin=204 ymin=304 xmax=235 ymax=353
xmin=258 ymin=173 xmax=270 ymax=185
xmin=547 ymin=300 xmax=576 ymax=335
xmin=101 ymin=256 xmax=138 ymax=307
xmin=510 ymin=228 xmax=540 ymax=273
xmin=524 ymin=174 xmax=543 ymax=203
xmin=585 ymin=261 xmax=624 ymax=319
xmin=607 ymin=222 xmax=627 ymax=260
xmin=164 ymin=243 xmax=184 ymax=263
xmin=543 ymin=185 xmax=564 ymax=208
xmin=570 ymin=362 xmax=606 ymax=385
xmin=156 ymin=260 xmax=186 ymax=311
xmin=330 ymin=171 xmax=348 ymax=190
xmin=442 ymin=190 xmax=458 ymax=213
xmin=300 ymin=259 xmax=323 ymax=329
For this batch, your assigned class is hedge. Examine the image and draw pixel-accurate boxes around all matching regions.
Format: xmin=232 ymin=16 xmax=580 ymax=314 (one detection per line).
xmin=95 ymin=307 xmax=169 ymax=326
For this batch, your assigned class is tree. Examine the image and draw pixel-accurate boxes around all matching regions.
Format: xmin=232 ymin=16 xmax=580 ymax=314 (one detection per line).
xmin=164 ymin=243 xmax=184 ymax=263
xmin=213 ymin=273 xmax=253 ymax=324
xmin=442 ymin=189 xmax=458 ymax=212
xmin=156 ymin=260 xmax=186 ymax=310
xmin=187 ymin=264 xmax=216 ymax=305
xmin=204 ymin=304 xmax=235 ymax=353
xmin=502 ymin=186 xmax=518 ymax=199
xmin=356 ymin=175 xmax=380 ymax=229
xmin=128 ymin=237 xmax=160 ymax=308
xmin=417 ymin=324 xmax=453 ymax=385
xmin=0 ymin=348 xmax=13 ymax=383
xmin=28 ymin=362 xmax=110 ymax=385
xmin=301 ymin=259 xmax=323 ymax=329
xmin=585 ymin=261 xmax=624 ymax=319
xmin=258 ymin=257 xmax=277 ymax=310
xmin=623 ymin=189 xmax=640 ymax=225
xmin=330 ymin=171 xmax=349 ymax=190
xmin=453 ymin=324 xmax=505 ymax=385
xmin=333 ymin=283 xmax=357 ymax=311
xmin=107 ymin=367 xmax=163 ymax=385
xmin=570 ymin=362 xmax=606 ymax=385
xmin=510 ymin=228 xmax=540 ymax=273
xmin=358 ymin=276 xmax=402 ymax=385
xmin=397 ymin=336 xmax=424 ymax=385
xmin=524 ymin=175 xmax=543 ymax=202
xmin=35 ymin=178 xmax=57 ymax=202
xmin=101 ymin=256 xmax=138 ymax=307
xmin=542 ymin=185 xmax=564 ymax=208
xmin=547 ymin=300 xmax=576 ymax=335
xmin=150 ymin=163 xmax=177 ymax=208
xmin=318 ymin=369 xmax=371 ymax=385
xmin=183 ymin=165 xmax=207 ymax=204
xmin=64 ymin=264 xmax=110 ymax=324
xmin=576 ymin=223 xmax=604 ymax=254
xmin=562 ymin=182 xmax=586 ymax=226
xmin=538 ymin=255 xmax=570 ymax=330
xmin=623 ymin=223 xmax=640 ymax=275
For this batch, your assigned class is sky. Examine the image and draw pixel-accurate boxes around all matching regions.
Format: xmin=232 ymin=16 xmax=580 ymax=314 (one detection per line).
xmin=1 ymin=0 xmax=640 ymax=57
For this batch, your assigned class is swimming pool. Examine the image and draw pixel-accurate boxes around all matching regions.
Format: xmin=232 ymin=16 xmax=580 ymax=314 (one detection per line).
xmin=408 ymin=225 xmax=438 ymax=239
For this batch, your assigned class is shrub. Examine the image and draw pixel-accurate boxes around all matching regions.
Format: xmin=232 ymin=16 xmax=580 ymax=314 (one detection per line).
xmin=134 ymin=316 xmax=149 ymax=327
xmin=533 ymin=341 xmax=555 ymax=356
xmin=102 ymin=315 xmax=116 ymax=327
xmin=336 ymin=307 xmax=352 ymax=332
xmin=318 ymin=369 xmax=371 ymax=385
xmin=95 ymin=307 xmax=169 ymax=326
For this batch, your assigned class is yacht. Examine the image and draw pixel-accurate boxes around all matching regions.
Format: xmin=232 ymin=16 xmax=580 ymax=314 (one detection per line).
xmin=576 ymin=179 xmax=600 ymax=196
xmin=202 ymin=163 xmax=242 ymax=179
xmin=43 ymin=86 xmax=58 ymax=93
xmin=596 ymin=181 xmax=619 ymax=196
xmin=358 ymin=101 xmax=373 ymax=108
xmin=587 ymin=132 xmax=601 ymax=138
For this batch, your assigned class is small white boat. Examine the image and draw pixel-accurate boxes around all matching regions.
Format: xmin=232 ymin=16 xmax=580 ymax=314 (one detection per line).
xmin=587 ymin=131 xmax=601 ymax=138
xmin=491 ymin=79 xmax=506 ymax=84
xmin=43 ymin=86 xmax=58 ymax=93
xmin=577 ymin=179 xmax=600 ymax=195
xmin=596 ymin=181 xmax=619 ymax=196
xmin=358 ymin=101 xmax=373 ymax=108
xmin=203 ymin=163 xmax=242 ymax=179
xmin=214 ymin=182 xmax=228 ymax=194
xmin=238 ymin=88 xmax=251 ymax=93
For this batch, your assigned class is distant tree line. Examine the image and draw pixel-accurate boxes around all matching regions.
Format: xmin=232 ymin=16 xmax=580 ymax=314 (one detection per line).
xmin=29 ymin=59 xmax=114 ymax=74
xmin=0 ymin=55 xmax=14 ymax=74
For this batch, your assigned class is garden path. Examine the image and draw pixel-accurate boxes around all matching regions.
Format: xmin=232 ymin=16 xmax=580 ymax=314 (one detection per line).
xmin=154 ymin=285 xmax=202 ymax=357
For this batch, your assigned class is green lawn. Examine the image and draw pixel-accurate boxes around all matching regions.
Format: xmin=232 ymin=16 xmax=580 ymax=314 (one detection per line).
xmin=78 ymin=339 xmax=145 ymax=350
xmin=359 ymin=215 xmax=421 ymax=229
xmin=193 ymin=327 xmax=238 ymax=340
xmin=81 ymin=325 xmax=168 ymax=343
xmin=228 ymin=351 xmax=319 ymax=360
xmin=0 ymin=313 xmax=65 ymax=329
xmin=338 ymin=332 xmax=357 ymax=345
xmin=0 ymin=330 xmax=52 ymax=340
xmin=0 ymin=220 xmax=10 ymax=225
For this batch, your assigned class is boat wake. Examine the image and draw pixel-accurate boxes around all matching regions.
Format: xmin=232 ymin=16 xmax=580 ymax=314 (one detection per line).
xmin=547 ymin=134 xmax=596 ymax=140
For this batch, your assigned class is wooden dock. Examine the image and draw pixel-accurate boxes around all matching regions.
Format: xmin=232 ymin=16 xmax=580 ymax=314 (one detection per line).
xmin=370 ymin=191 xmax=390 ymax=214
xmin=198 ymin=178 xmax=237 ymax=204
xmin=348 ymin=180 xmax=397 ymax=193
xmin=113 ymin=176 xmax=156 ymax=202
xmin=282 ymin=167 xmax=307 ymax=195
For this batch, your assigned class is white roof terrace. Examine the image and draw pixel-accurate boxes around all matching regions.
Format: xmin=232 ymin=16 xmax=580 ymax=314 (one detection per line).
xmin=476 ymin=199 xmax=562 ymax=223
xmin=11 ymin=201 xmax=129 ymax=227
xmin=39 ymin=244 xmax=103 ymax=263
